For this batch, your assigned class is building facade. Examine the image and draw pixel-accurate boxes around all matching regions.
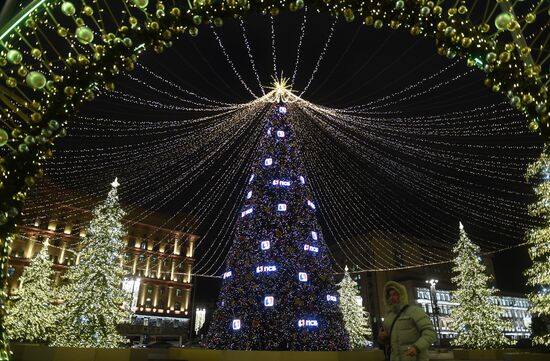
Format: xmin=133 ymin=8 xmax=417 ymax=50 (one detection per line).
xmin=414 ymin=287 xmax=531 ymax=340
xmin=6 ymin=204 xmax=199 ymax=346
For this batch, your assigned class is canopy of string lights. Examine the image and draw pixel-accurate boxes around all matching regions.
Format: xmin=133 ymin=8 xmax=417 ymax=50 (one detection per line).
xmin=4 ymin=4 xmax=543 ymax=278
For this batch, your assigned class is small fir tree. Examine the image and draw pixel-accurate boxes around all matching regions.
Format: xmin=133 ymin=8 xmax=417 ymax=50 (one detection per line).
xmin=524 ymin=147 xmax=550 ymax=346
xmin=5 ymin=240 xmax=56 ymax=343
xmin=449 ymin=222 xmax=513 ymax=349
xmin=52 ymin=179 xmax=131 ymax=348
xmin=337 ymin=266 xmax=371 ymax=348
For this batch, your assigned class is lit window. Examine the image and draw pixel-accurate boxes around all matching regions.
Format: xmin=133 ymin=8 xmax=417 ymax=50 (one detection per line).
xmin=246 ymin=191 xmax=252 ymax=199
xmin=300 ymin=176 xmax=305 ymax=184
xmin=264 ymin=158 xmax=273 ymax=166
xmin=249 ymin=174 xmax=255 ymax=183
xmin=276 ymin=130 xmax=285 ymax=137
xmin=267 ymin=127 xmax=272 ymax=135
xmin=326 ymin=295 xmax=337 ymax=302
xmin=277 ymin=204 xmax=287 ymax=212
xmin=299 ymin=272 xmax=308 ymax=282
xmin=311 ymin=231 xmax=318 ymax=240
xmin=307 ymin=200 xmax=316 ymax=210
xmin=232 ymin=319 xmax=241 ymax=330
xmin=278 ymin=105 xmax=287 ymax=114
xmin=261 ymin=241 xmax=270 ymax=250
xmin=264 ymin=296 xmax=274 ymax=307
xmin=223 ymin=271 xmax=232 ymax=279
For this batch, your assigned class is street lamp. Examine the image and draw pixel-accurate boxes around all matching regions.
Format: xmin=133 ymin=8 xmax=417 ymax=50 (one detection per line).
xmin=426 ymin=279 xmax=441 ymax=347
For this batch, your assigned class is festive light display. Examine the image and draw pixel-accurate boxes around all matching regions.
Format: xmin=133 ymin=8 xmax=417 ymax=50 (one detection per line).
xmin=449 ymin=223 xmax=513 ymax=349
xmin=207 ymin=100 xmax=349 ymax=350
xmin=524 ymin=146 xmax=550 ymax=346
xmin=4 ymin=239 xmax=56 ymax=344
xmin=51 ymin=179 xmax=132 ymax=348
xmin=0 ymin=1 xmax=548 ymax=357
xmin=336 ymin=266 xmax=372 ymax=349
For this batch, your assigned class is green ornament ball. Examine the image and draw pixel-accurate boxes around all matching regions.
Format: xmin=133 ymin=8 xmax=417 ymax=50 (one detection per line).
xmin=0 ymin=129 xmax=8 ymax=146
xmin=24 ymin=135 xmax=35 ymax=145
xmin=495 ymin=12 xmax=512 ymax=31
xmin=48 ymin=119 xmax=60 ymax=131
xmin=123 ymin=37 xmax=133 ymax=47
xmin=296 ymin=0 xmax=304 ymax=9
xmin=193 ymin=15 xmax=202 ymax=25
xmin=61 ymin=2 xmax=76 ymax=16
xmin=189 ymin=27 xmax=199 ymax=37
xmin=41 ymin=128 xmax=53 ymax=137
xmin=36 ymin=135 xmax=47 ymax=144
xmin=486 ymin=52 xmax=497 ymax=63
xmin=535 ymin=103 xmax=546 ymax=114
xmin=25 ymin=71 xmax=47 ymax=89
xmin=213 ymin=18 xmax=223 ymax=27
xmin=395 ymin=0 xmax=405 ymax=10
xmin=7 ymin=49 xmax=23 ymax=64
xmin=76 ymin=26 xmax=94 ymax=44
xmin=132 ymin=0 xmax=149 ymax=9
xmin=18 ymin=143 xmax=29 ymax=153
xmin=7 ymin=207 xmax=18 ymax=218
xmin=194 ymin=0 xmax=206 ymax=6
xmin=0 ymin=212 xmax=7 ymax=225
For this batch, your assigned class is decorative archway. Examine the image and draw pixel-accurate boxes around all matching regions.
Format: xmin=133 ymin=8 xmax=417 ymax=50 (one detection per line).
xmin=0 ymin=0 xmax=548 ymax=358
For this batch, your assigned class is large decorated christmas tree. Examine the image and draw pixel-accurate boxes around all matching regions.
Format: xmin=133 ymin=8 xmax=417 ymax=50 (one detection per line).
xmin=524 ymin=147 xmax=550 ymax=346
xmin=449 ymin=222 xmax=512 ymax=349
xmin=207 ymin=94 xmax=349 ymax=350
xmin=51 ymin=179 xmax=132 ymax=348
xmin=4 ymin=239 xmax=56 ymax=343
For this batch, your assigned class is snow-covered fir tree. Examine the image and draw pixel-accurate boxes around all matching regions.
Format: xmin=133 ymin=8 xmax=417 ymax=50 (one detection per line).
xmin=449 ymin=222 xmax=512 ymax=349
xmin=337 ymin=266 xmax=371 ymax=349
xmin=524 ymin=147 xmax=550 ymax=346
xmin=5 ymin=239 xmax=56 ymax=343
xmin=52 ymin=179 xmax=132 ymax=347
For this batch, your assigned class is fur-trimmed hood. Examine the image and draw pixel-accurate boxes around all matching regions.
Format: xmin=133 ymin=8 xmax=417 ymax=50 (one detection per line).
xmin=384 ymin=281 xmax=409 ymax=306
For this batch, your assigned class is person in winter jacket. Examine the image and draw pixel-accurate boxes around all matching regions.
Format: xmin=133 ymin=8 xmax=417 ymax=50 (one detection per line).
xmin=378 ymin=281 xmax=436 ymax=361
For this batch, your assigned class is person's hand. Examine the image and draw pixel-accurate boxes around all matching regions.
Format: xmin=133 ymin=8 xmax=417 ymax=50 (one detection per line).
xmin=405 ymin=345 xmax=418 ymax=357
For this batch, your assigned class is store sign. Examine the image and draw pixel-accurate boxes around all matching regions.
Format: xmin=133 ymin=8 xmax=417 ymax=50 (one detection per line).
xmin=256 ymin=265 xmax=277 ymax=273
xmin=298 ymin=319 xmax=318 ymax=327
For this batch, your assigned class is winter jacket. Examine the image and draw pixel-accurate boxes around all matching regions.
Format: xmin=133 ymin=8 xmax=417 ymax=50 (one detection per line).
xmin=382 ymin=281 xmax=436 ymax=361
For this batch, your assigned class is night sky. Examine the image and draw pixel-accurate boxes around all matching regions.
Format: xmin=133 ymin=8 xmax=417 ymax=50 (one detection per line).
xmin=21 ymin=9 xmax=543 ymax=302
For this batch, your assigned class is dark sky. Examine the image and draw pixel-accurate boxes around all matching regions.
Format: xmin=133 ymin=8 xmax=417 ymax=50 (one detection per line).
xmin=22 ymin=9 xmax=543 ymax=301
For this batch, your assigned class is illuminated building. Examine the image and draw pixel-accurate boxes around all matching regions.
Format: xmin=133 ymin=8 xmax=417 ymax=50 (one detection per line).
xmin=7 ymin=203 xmax=199 ymax=345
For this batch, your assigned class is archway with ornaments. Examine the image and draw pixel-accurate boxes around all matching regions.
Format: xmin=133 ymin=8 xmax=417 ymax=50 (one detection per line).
xmin=0 ymin=0 xmax=549 ymax=357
